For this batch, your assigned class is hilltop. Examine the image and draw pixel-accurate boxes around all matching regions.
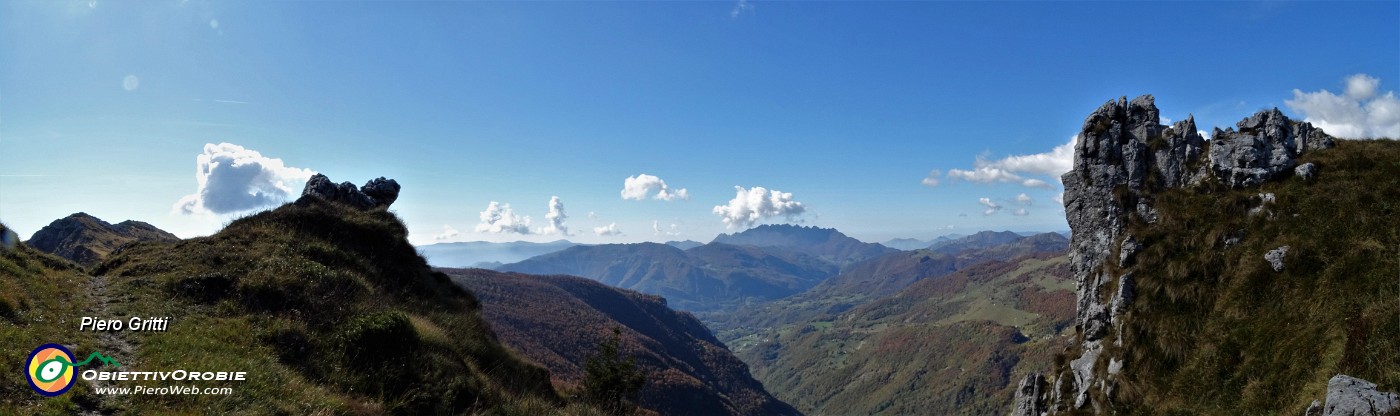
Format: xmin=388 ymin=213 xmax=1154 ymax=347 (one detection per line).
xmin=25 ymin=213 xmax=178 ymax=267
xmin=711 ymin=224 xmax=897 ymax=267
xmin=447 ymin=268 xmax=799 ymax=416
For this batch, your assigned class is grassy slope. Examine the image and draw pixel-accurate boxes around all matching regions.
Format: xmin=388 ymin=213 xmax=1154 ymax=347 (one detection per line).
xmin=1095 ymin=139 xmax=1400 ymax=414
xmin=4 ymin=201 xmax=600 ymax=415
xmin=0 ymin=237 xmax=103 ymax=414
xmin=448 ymin=269 xmax=800 ymax=416
xmin=737 ymin=253 xmax=1075 ymax=415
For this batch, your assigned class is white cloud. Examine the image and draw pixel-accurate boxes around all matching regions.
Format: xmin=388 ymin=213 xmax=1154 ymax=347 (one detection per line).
xmin=1012 ymin=208 xmax=1029 ymax=216
xmin=730 ymin=0 xmax=753 ymax=19
xmin=713 ymin=186 xmax=807 ymax=229
xmin=920 ymin=169 xmax=940 ymax=186
xmin=475 ymin=201 xmax=531 ymax=234
xmin=594 ymin=223 xmax=622 ymax=236
xmin=537 ymin=196 xmax=570 ymax=235
xmin=978 ymin=197 xmax=1002 ymax=216
xmin=1015 ymin=193 xmax=1033 ymax=205
xmin=652 ymin=220 xmax=681 ymax=236
xmin=434 ymin=225 xmax=460 ymax=241
xmin=924 ymin=135 xmax=1076 ymax=189
xmin=621 ymin=174 xmax=690 ymax=201
xmin=587 ymin=211 xmax=599 ymax=220
xmin=1285 ymin=73 xmax=1400 ymax=139
xmin=173 ymin=143 xmax=315 ymax=215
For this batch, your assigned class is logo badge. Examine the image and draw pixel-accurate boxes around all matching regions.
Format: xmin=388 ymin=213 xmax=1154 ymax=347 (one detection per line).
xmin=26 ymin=344 xmax=77 ymax=397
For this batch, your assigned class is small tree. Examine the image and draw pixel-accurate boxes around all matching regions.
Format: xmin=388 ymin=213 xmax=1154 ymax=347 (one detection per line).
xmin=581 ymin=327 xmax=646 ymax=414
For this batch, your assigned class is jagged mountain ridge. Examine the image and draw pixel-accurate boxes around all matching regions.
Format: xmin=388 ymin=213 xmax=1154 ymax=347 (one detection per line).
xmin=446 ymin=268 xmax=800 ymax=416
xmin=25 ymin=212 xmax=179 ymax=267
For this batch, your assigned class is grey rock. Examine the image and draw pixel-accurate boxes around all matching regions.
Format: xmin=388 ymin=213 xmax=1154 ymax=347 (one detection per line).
xmin=1208 ymin=108 xmax=1335 ymax=188
xmin=1111 ymin=273 xmax=1135 ymax=321
xmin=1119 ymin=235 xmax=1141 ymax=267
xmin=1266 ymin=246 xmax=1290 ymax=272
xmin=1250 ymin=193 xmax=1277 ymax=217
xmin=1011 ymin=373 xmax=1045 ymax=416
xmin=1324 ymin=374 xmax=1398 ymax=416
xmin=1071 ymin=341 xmax=1103 ymax=409
xmin=297 ymin=174 xmax=400 ymax=210
xmin=1297 ymin=163 xmax=1318 ymax=181
xmin=1306 ymin=399 xmax=1323 ymax=416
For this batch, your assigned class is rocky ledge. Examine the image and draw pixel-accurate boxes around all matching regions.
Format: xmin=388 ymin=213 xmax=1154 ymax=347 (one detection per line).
xmin=295 ymin=174 xmax=400 ymax=210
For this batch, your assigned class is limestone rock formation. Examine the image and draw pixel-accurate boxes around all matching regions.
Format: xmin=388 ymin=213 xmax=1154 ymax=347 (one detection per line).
xmin=1266 ymin=246 xmax=1289 ymax=272
xmin=1021 ymin=95 xmax=1340 ymax=414
xmin=25 ymin=213 xmax=179 ymax=267
xmin=1323 ymin=375 xmax=1398 ymax=416
xmin=297 ymin=174 xmax=400 ymax=210
xmin=1011 ymin=373 xmax=1046 ymax=416
xmin=1208 ymin=108 xmax=1335 ymax=188
xmin=1296 ymin=162 xmax=1318 ymax=181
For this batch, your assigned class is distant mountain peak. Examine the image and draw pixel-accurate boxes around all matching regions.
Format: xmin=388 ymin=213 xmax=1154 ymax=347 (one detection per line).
xmin=25 ymin=213 xmax=179 ymax=267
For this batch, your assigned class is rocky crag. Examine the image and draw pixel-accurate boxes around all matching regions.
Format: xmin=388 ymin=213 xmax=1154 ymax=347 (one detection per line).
xmin=1012 ymin=95 xmax=1397 ymax=414
xmin=296 ymin=173 xmax=400 ymax=209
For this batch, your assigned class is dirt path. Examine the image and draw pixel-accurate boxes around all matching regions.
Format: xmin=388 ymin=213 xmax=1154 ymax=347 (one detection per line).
xmin=75 ymin=274 xmax=137 ymax=416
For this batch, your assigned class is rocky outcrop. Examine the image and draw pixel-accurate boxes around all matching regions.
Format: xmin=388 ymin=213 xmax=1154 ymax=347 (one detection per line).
xmin=296 ymin=174 xmax=400 ymax=210
xmin=1011 ymin=373 xmax=1046 ymax=416
xmin=1266 ymin=246 xmax=1290 ymax=272
xmin=1323 ymin=375 xmax=1398 ymax=416
xmin=1021 ymin=95 xmax=1339 ymax=414
xmin=25 ymin=213 xmax=180 ymax=267
xmin=1296 ymin=163 xmax=1318 ymax=181
xmin=1208 ymin=108 xmax=1335 ymax=188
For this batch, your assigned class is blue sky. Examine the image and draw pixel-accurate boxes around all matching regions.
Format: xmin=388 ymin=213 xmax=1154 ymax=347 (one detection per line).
xmin=2 ymin=1 xmax=1397 ymax=245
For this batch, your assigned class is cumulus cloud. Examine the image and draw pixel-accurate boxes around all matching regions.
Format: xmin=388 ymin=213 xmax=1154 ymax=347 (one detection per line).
xmin=713 ymin=186 xmax=807 ymax=229
xmin=1285 ymin=73 xmax=1400 ymax=139
xmin=924 ymin=135 xmax=1076 ymax=189
xmin=621 ymin=174 xmax=690 ymax=201
xmin=1012 ymin=208 xmax=1029 ymax=216
xmin=594 ymin=223 xmax=622 ymax=236
xmin=434 ymin=225 xmax=461 ymax=241
xmin=173 ymin=143 xmax=315 ymax=215
xmin=538 ymin=196 xmax=570 ymax=235
xmin=652 ymin=220 xmax=681 ymax=236
xmin=978 ymin=197 xmax=1002 ymax=216
xmin=475 ymin=201 xmax=531 ymax=234
xmin=1015 ymin=193 xmax=1033 ymax=205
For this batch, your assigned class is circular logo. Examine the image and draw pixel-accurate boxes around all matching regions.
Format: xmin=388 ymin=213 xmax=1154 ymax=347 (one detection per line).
xmin=26 ymin=344 xmax=76 ymax=396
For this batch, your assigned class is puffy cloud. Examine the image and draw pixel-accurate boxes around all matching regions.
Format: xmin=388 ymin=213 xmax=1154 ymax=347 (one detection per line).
xmin=594 ymin=223 xmax=622 ymax=236
xmin=434 ymin=225 xmax=461 ymax=241
xmin=924 ymin=135 xmax=1076 ymax=189
xmin=621 ymin=174 xmax=690 ymax=201
xmin=475 ymin=201 xmax=531 ymax=234
xmin=1015 ymin=193 xmax=1033 ymax=205
xmin=978 ymin=197 xmax=1002 ymax=216
xmin=538 ymin=196 xmax=570 ymax=235
xmin=173 ymin=143 xmax=315 ymax=215
xmin=1285 ymin=73 xmax=1400 ymax=139
xmin=1012 ymin=208 xmax=1029 ymax=216
xmin=713 ymin=186 xmax=807 ymax=229
xmin=652 ymin=220 xmax=681 ymax=236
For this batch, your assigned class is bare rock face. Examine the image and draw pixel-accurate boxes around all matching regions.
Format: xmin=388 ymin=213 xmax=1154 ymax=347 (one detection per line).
xmin=1323 ymin=375 xmax=1398 ymax=416
xmin=297 ymin=174 xmax=400 ymax=210
xmin=1011 ymin=373 xmax=1046 ymax=416
xmin=1208 ymin=108 xmax=1335 ymax=188
xmin=1296 ymin=162 xmax=1318 ymax=181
